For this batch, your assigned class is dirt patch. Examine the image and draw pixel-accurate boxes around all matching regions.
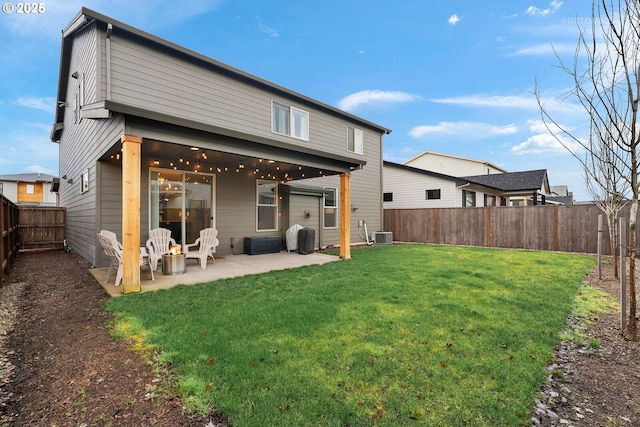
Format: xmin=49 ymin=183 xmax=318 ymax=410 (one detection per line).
xmin=0 ymin=250 xmax=639 ymax=426
xmin=0 ymin=250 xmax=227 ymax=426
xmin=533 ymin=260 xmax=640 ymax=426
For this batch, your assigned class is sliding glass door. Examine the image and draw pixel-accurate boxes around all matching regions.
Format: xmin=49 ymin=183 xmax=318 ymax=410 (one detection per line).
xmin=150 ymin=169 xmax=215 ymax=245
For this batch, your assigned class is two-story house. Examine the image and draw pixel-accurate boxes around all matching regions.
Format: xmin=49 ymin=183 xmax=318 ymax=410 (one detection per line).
xmin=384 ymin=156 xmax=552 ymax=209
xmin=51 ymin=8 xmax=390 ymax=291
xmin=0 ymin=173 xmax=59 ymax=206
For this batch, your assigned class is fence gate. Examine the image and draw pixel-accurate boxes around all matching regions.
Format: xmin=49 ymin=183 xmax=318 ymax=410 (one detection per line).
xmin=18 ymin=207 xmax=66 ymax=252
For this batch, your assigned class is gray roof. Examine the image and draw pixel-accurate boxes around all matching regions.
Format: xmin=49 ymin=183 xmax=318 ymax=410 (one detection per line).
xmin=386 ymin=162 xmax=549 ymax=193
xmin=0 ymin=173 xmax=57 ymax=183
xmin=462 ymin=169 xmax=548 ymax=192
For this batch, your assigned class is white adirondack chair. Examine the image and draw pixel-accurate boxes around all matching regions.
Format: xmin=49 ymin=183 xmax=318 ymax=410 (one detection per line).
xmin=145 ymin=228 xmax=177 ymax=270
xmin=97 ymin=230 xmax=154 ymax=286
xmin=184 ymin=228 xmax=219 ymax=269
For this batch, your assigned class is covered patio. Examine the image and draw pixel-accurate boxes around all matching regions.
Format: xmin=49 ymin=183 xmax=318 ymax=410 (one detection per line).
xmin=91 ymin=250 xmax=340 ymax=297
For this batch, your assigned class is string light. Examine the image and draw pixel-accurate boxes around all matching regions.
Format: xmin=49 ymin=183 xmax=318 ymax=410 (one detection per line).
xmin=110 ymin=149 xmax=340 ymax=183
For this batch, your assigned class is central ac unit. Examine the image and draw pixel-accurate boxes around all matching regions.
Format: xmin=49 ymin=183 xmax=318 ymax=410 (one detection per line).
xmin=374 ymin=231 xmax=393 ymax=245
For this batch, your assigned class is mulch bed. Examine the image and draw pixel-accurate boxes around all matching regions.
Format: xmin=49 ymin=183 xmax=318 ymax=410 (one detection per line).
xmin=0 ymin=250 xmax=227 ymax=426
xmin=0 ymin=249 xmax=639 ymax=426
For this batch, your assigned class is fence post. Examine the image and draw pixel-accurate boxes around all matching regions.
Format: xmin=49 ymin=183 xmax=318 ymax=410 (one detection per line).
xmin=620 ymin=216 xmax=627 ymax=331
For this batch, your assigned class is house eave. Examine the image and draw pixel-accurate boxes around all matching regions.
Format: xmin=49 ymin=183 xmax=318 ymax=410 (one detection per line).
xmin=105 ymin=100 xmax=367 ymax=171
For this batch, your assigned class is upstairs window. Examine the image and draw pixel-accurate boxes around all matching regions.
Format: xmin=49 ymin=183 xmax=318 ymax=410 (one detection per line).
xmin=272 ymin=101 xmax=309 ymax=140
xmin=347 ymin=127 xmax=364 ymax=154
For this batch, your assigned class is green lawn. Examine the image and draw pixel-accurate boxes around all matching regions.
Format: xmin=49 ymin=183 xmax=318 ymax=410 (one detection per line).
xmin=106 ymin=244 xmax=596 ymax=426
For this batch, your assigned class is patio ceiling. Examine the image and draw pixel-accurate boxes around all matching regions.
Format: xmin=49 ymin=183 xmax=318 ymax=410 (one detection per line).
xmin=102 ymin=138 xmax=351 ymax=183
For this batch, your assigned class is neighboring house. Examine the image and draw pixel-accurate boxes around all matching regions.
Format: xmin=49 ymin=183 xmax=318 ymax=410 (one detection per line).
xmin=462 ymin=169 xmax=552 ymax=206
xmin=548 ymin=185 xmax=574 ymax=205
xmin=51 ymin=8 xmax=390 ymax=290
xmin=383 ymin=161 xmax=552 ymax=208
xmin=0 ymin=173 xmax=59 ymax=206
xmin=404 ymin=151 xmax=507 ymax=176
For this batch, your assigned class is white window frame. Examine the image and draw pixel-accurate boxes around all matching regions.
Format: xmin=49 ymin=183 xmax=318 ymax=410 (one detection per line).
xmin=25 ymin=183 xmax=35 ymax=194
xmin=426 ymin=189 xmax=441 ymax=200
xmin=81 ymin=169 xmax=89 ymax=193
xmin=256 ymin=180 xmax=278 ymax=231
xmin=271 ymin=101 xmax=309 ymax=141
xmin=323 ymin=188 xmax=338 ymax=229
xmin=462 ymin=189 xmax=476 ymax=207
xmin=347 ymin=127 xmax=364 ymax=154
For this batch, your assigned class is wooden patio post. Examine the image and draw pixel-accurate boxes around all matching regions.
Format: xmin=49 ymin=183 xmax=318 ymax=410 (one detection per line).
xmin=121 ymin=134 xmax=142 ymax=294
xmin=339 ymin=173 xmax=351 ymax=260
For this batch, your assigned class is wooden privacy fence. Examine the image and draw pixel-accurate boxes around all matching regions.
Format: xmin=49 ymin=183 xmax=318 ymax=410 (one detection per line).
xmin=18 ymin=207 xmax=66 ymax=252
xmin=384 ymin=204 xmax=638 ymax=255
xmin=1 ymin=195 xmax=19 ymax=286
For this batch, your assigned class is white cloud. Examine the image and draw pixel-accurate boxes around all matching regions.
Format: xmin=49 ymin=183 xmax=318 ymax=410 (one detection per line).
xmin=431 ymin=93 xmax=581 ymax=114
xmin=257 ymin=19 xmax=279 ymax=38
xmin=510 ymin=42 xmax=576 ymax=56
xmin=512 ymin=119 xmax=581 ymax=154
xmin=0 ymin=127 xmax=58 ymax=174
xmin=337 ymin=90 xmax=420 ymax=112
xmin=431 ymin=94 xmax=539 ymax=110
xmin=512 ymin=133 xmax=567 ymax=154
xmin=409 ymin=121 xmax=518 ymax=139
xmin=448 ymin=14 xmax=461 ymax=25
xmin=526 ymin=1 xmax=563 ymax=16
xmin=13 ymin=97 xmax=56 ymax=113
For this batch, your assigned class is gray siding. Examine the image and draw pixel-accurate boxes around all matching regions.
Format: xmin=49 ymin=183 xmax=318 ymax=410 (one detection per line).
xmin=58 ymin=16 xmax=387 ymax=266
xmin=59 ymin=24 xmax=126 ymax=266
xmin=305 ymin=127 xmax=385 ymax=245
xmin=214 ymin=172 xmax=265 ymax=254
xmin=106 ymin=33 xmax=378 ymax=161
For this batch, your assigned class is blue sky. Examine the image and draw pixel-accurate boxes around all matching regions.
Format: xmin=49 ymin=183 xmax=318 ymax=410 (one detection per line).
xmin=0 ymin=0 xmax=594 ymax=200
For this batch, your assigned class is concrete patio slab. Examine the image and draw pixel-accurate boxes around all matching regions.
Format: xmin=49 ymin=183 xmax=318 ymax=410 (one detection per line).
xmin=90 ymin=251 xmax=340 ymax=297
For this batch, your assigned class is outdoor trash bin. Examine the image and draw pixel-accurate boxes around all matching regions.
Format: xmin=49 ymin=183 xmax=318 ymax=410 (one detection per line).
xmin=297 ymin=228 xmax=315 ymax=255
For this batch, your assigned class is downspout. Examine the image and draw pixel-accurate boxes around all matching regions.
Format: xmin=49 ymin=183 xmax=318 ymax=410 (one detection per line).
xmin=106 ymin=23 xmax=112 ymax=100
xmin=457 ymin=182 xmax=470 ymax=207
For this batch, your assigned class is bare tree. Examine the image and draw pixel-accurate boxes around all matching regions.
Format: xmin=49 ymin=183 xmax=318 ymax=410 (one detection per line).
xmin=535 ymin=0 xmax=640 ymax=339
xmin=584 ymin=123 xmax=629 ymax=279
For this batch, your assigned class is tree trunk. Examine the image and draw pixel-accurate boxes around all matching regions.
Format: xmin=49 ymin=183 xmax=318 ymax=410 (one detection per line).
xmin=626 ymin=199 xmax=638 ymax=340
xmin=613 ymin=218 xmax=619 ymax=279
xmin=608 ymin=214 xmax=619 ymax=279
